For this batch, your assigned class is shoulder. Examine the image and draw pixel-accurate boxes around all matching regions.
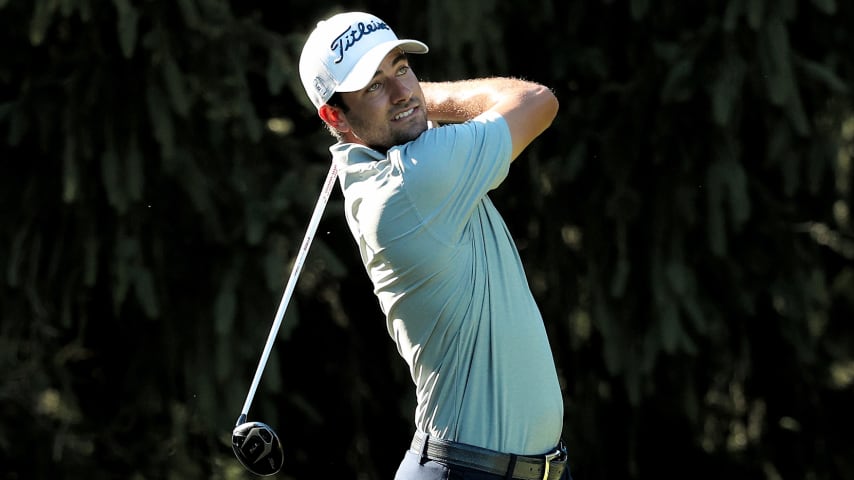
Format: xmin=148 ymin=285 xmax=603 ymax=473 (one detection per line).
xmin=407 ymin=111 xmax=510 ymax=154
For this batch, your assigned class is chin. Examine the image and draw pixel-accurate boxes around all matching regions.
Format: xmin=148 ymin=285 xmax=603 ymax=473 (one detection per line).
xmin=410 ymin=118 xmax=430 ymax=137
xmin=388 ymin=124 xmax=426 ymax=147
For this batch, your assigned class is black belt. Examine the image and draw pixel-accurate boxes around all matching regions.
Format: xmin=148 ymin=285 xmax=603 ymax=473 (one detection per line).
xmin=410 ymin=431 xmax=567 ymax=480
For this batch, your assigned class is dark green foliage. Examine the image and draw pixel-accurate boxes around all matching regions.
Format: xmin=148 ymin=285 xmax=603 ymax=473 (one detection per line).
xmin=1 ymin=0 xmax=852 ymax=479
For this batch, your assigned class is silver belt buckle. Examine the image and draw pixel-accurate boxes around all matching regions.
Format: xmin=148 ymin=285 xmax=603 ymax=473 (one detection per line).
xmin=542 ymin=449 xmax=561 ymax=480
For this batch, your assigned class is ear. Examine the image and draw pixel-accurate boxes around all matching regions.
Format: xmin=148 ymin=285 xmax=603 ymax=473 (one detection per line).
xmin=318 ymin=104 xmax=350 ymax=132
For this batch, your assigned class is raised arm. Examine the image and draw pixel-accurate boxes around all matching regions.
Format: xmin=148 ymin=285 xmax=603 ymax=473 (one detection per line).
xmin=421 ymin=78 xmax=559 ymax=161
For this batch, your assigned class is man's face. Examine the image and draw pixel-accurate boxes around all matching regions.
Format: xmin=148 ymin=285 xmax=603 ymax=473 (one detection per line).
xmin=336 ymin=50 xmax=428 ymax=151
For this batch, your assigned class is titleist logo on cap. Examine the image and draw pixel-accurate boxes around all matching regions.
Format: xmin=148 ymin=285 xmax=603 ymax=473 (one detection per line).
xmin=330 ymin=20 xmax=391 ymax=64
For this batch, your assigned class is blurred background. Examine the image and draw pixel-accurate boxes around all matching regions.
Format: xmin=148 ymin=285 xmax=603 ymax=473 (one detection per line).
xmin=1 ymin=0 xmax=853 ymax=479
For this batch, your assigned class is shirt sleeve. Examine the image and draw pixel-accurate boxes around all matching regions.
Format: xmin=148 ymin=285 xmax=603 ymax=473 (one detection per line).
xmin=389 ymin=111 xmax=513 ymax=243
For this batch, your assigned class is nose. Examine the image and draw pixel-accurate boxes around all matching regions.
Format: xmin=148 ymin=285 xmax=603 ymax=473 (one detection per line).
xmin=389 ymin=77 xmax=412 ymax=104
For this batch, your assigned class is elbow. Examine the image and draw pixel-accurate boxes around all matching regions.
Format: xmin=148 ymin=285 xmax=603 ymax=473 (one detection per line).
xmin=541 ymin=86 xmax=559 ymax=126
xmin=523 ymin=83 xmax=559 ymax=127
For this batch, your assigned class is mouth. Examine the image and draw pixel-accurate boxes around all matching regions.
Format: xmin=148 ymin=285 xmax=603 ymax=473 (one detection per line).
xmin=392 ymin=106 xmax=418 ymax=121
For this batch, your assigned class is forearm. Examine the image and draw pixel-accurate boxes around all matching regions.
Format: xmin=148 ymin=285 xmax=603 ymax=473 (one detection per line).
xmin=422 ymin=77 xmax=543 ymax=123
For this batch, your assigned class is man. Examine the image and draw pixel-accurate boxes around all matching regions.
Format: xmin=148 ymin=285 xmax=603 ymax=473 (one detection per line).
xmin=299 ymin=11 xmax=572 ymax=480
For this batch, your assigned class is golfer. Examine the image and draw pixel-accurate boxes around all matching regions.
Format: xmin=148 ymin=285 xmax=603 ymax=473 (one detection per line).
xmin=299 ymin=11 xmax=572 ymax=480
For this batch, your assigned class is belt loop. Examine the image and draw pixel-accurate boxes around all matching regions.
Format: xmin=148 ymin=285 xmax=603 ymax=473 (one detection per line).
xmin=419 ymin=433 xmax=430 ymax=465
xmin=503 ymin=454 xmax=517 ymax=480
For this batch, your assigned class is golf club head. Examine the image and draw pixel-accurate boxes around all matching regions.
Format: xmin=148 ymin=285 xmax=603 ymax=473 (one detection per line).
xmin=232 ymin=421 xmax=284 ymax=476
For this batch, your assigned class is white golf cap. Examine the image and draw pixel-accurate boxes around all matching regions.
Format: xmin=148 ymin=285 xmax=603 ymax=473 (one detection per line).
xmin=299 ymin=12 xmax=429 ymax=109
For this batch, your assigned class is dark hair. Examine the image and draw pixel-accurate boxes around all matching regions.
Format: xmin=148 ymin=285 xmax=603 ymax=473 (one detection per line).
xmin=326 ymin=91 xmax=349 ymax=112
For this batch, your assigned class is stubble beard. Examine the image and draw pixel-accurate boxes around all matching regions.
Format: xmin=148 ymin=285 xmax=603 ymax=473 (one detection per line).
xmin=350 ymin=105 xmax=429 ymax=153
xmin=389 ymin=110 xmax=428 ymax=147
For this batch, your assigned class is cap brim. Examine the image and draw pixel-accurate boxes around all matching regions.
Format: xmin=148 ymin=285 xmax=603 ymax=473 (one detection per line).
xmin=336 ymin=39 xmax=429 ymax=93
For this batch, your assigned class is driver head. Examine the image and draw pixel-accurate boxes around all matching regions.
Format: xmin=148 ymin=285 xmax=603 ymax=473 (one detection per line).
xmin=231 ymin=421 xmax=284 ymax=476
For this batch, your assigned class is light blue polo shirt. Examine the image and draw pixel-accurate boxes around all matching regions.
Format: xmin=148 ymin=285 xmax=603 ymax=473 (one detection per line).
xmin=331 ymin=111 xmax=563 ymax=455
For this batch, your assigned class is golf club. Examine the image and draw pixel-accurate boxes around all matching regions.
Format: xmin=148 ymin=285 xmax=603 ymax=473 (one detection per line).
xmin=232 ymin=162 xmax=338 ymax=476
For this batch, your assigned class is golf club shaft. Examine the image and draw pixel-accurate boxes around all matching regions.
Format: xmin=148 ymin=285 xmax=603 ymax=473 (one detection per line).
xmin=238 ymin=162 xmax=338 ymax=424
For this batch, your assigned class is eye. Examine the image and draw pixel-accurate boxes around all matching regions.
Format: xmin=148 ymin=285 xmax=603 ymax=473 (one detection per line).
xmin=397 ymin=65 xmax=410 ymax=76
xmin=366 ymin=82 xmax=381 ymax=92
